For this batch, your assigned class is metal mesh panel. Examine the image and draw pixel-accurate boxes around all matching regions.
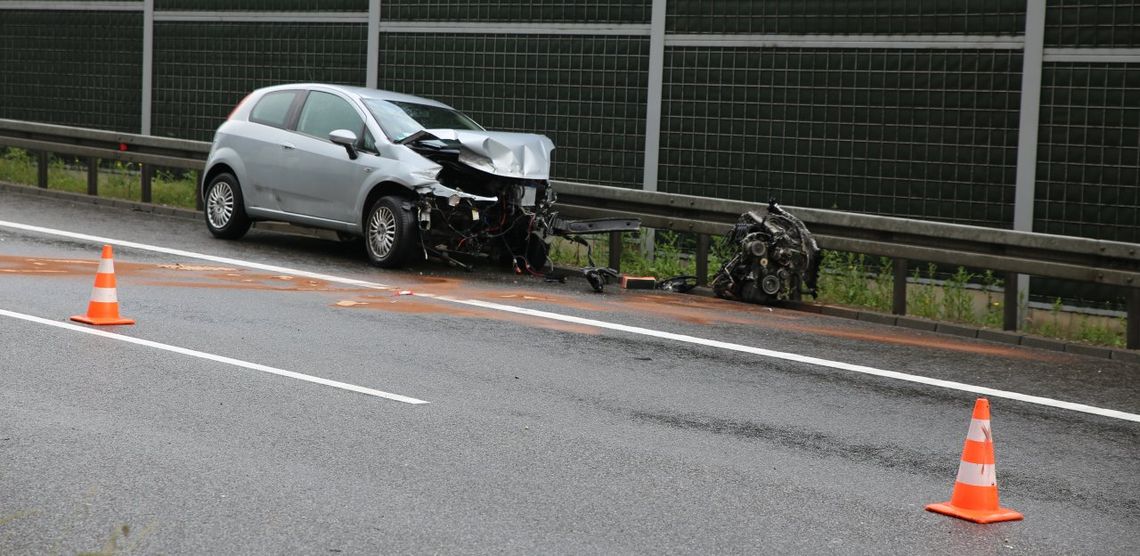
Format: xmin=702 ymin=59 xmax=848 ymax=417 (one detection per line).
xmin=666 ymin=0 xmax=1027 ymax=35
xmin=1036 ymin=63 xmax=1139 ymax=243
xmin=660 ymin=48 xmax=1023 ymax=226
xmin=381 ymin=1 xmax=650 ymax=23
xmin=0 ymin=11 xmax=142 ymax=132
xmin=377 ymin=33 xmax=649 ymax=187
xmin=152 ymin=22 xmax=367 ymax=141
xmin=1045 ymin=0 xmax=1140 ymax=47
xmin=155 ymin=1 xmax=366 ymax=10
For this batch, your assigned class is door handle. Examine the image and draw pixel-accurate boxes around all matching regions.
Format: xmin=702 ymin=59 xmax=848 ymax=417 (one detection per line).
xmin=281 ymin=143 xmax=295 ymax=150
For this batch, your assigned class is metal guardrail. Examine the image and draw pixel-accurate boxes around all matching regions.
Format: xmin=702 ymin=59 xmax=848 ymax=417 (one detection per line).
xmin=2 ymin=118 xmax=1138 ymax=348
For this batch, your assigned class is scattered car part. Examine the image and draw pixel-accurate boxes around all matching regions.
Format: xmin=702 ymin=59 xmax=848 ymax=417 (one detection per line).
xmin=621 ymin=276 xmax=657 ymax=289
xmin=711 ymin=200 xmax=820 ymax=304
xmin=656 ymin=275 xmax=698 ymax=293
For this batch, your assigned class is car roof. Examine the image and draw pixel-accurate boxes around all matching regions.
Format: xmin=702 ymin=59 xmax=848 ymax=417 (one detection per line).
xmin=255 ymin=83 xmax=455 ymax=110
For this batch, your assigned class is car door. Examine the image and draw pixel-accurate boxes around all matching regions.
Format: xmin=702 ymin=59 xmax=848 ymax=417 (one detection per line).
xmin=233 ymin=89 xmax=304 ymax=211
xmin=276 ymin=90 xmax=372 ymax=224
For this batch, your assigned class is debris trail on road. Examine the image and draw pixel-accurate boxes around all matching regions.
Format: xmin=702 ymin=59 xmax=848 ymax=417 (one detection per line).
xmin=1 ymin=219 xmax=1135 ymax=422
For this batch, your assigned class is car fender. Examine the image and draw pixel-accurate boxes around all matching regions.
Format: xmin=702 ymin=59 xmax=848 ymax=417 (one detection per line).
xmin=203 ymin=147 xmax=249 ymax=198
xmin=353 ymin=175 xmax=417 ymax=228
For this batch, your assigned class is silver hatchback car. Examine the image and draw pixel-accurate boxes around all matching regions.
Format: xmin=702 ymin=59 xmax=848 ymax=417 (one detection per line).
xmin=201 ymin=83 xmax=563 ymax=269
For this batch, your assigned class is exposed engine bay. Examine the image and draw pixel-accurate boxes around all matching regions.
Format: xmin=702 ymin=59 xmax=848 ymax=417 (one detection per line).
xmin=712 ymin=201 xmax=821 ymax=304
xmin=401 ymin=130 xmax=637 ymax=273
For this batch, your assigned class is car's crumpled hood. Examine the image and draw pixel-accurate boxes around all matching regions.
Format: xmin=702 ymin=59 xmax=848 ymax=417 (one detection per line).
xmin=423 ymin=129 xmax=555 ymax=180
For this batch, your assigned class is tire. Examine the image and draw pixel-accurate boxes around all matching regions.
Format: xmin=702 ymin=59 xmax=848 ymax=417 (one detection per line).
xmin=203 ymin=172 xmax=251 ymax=240
xmin=364 ymin=196 xmax=418 ymax=268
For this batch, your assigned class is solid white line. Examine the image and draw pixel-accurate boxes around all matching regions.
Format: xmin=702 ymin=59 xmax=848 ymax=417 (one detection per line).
xmin=444 ymin=298 xmax=1140 ymax=423
xmin=1 ymin=219 xmax=1136 ymax=423
xmin=0 ymin=220 xmax=391 ymax=290
xmin=0 ymin=308 xmax=428 ymax=405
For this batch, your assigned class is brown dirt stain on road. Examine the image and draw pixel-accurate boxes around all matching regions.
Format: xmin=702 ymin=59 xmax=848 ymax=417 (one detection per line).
xmin=331 ymin=293 xmax=601 ymax=335
xmin=0 ymin=255 xmax=1068 ymax=360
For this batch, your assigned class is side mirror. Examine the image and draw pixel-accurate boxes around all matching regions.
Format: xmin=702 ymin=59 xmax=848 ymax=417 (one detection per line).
xmin=329 ymin=129 xmax=359 ymax=160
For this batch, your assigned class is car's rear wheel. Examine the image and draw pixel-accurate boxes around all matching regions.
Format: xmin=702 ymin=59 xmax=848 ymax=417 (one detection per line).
xmin=204 ymin=172 xmax=251 ymax=239
xmin=365 ymin=196 xmax=417 ymax=268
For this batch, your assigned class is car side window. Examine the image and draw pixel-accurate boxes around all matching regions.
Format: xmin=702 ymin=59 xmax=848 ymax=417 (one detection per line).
xmin=296 ymin=91 xmax=363 ymax=141
xmin=249 ymin=91 xmax=298 ymax=128
xmin=360 ymin=128 xmax=377 ymax=154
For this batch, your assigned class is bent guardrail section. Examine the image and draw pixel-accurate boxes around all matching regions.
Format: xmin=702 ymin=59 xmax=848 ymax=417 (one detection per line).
xmin=2 ymin=118 xmax=1137 ymax=348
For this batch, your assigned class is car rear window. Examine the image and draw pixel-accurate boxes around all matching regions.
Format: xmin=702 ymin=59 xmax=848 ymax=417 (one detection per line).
xmin=249 ymin=90 xmax=299 ymax=128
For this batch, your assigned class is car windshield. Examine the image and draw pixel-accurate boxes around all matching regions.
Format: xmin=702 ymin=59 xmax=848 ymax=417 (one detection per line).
xmin=364 ymin=100 xmax=483 ymax=142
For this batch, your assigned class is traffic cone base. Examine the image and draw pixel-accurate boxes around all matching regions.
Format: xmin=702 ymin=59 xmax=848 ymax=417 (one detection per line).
xmin=925 ymin=501 xmax=1023 ymax=524
xmin=71 ymin=245 xmax=134 ymax=326
xmin=70 ymin=313 xmax=136 ymax=326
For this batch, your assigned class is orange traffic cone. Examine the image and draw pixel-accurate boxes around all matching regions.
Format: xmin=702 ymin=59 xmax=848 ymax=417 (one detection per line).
xmin=70 ymin=245 xmax=135 ymax=326
xmin=926 ymin=398 xmax=1022 ymax=523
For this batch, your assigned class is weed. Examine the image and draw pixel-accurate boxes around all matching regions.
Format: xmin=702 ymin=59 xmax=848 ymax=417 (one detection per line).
xmin=941 ymin=266 xmax=976 ymax=323
xmin=0 ymin=147 xmax=36 ymax=184
xmin=908 ymin=263 xmax=940 ymax=319
xmin=980 ymin=270 xmax=1004 ymax=328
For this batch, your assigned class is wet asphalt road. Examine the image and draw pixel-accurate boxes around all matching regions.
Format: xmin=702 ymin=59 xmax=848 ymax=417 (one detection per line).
xmin=1 ymin=192 xmax=1138 ymax=555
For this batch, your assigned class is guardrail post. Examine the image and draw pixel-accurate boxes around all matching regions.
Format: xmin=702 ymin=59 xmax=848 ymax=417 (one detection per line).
xmin=608 ymin=231 xmax=622 ymax=271
xmin=892 ymin=257 xmax=908 ymax=315
xmin=1003 ymin=272 xmax=1020 ymax=331
xmin=696 ymin=234 xmax=710 ymax=286
xmin=87 ymin=157 xmax=98 ymax=195
xmin=195 ymin=171 xmax=204 ymax=211
xmin=37 ymin=151 xmax=48 ymax=188
xmin=1128 ymin=288 xmax=1139 ymax=350
xmin=140 ymin=164 xmax=153 ymax=203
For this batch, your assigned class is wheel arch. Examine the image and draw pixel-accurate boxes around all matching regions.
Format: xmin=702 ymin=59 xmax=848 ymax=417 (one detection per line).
xmin=359 ymin=181 xmax=416 ymax=228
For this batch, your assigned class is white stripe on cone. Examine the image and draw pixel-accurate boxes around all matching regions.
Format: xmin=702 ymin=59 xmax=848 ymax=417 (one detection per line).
xmin=955 ymin=460 xmax=997 ymax=487
xmin=97 ymin=258 xmax=114 ymax=274
xmin=90 ymin=286 xmax=118 ymax=303
xmin=966 ymin=419 xmax=991 ymax=442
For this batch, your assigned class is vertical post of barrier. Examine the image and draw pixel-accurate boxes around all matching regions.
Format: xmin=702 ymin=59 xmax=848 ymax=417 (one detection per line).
xmin=1003 ymin=272 xmax=1021 ymax=331
xmin=1011 ymin=0 xmax=1046 ymax=326
xmin=140 ymin=164 xmax=153 ymax=203
xmin=639 ymin=0 xmax=667 ymax=260
xmin=87 ymin=158 xmax=98 ymax=195
xmin=696 ymin=233 xmax=710 ymax=286
xmin=609 ymin=231 xmax=623 ymax=271
xmin=37 ymin=152 xmax=49 ymax=188
xmin=1127 ymin=288 xmax=1139 ymax=350
xmin=366 ymin=0 xmax=381 ymax=89
xmin=892 ymin=257 xmax=908 ymax=315
xmin=141 ymin=0 xmax=154 ymax=136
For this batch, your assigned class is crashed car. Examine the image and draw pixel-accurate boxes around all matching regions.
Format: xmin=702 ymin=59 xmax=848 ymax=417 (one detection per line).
xmin=711 ymin=201 xmax=821 ymax=303
xmin=201 ymin=83 xmax=633 ymax=271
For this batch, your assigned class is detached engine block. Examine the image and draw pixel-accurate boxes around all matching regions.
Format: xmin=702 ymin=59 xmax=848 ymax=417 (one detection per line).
xmin=712 ymin=201 xmax=821 ymax=304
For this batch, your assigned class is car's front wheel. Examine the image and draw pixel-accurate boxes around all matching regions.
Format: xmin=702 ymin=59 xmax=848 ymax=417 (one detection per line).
xmin=364 ymin=196 xmax=418 ymax=268
xmin=204 ymin=172 xmax=251 ymax=239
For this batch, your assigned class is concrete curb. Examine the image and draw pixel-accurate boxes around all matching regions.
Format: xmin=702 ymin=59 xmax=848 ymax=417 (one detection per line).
xmin=4 ymin=180 xmax=1136 ymax=363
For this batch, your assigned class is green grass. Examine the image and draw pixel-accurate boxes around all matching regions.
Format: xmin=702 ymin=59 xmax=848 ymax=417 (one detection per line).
xmin=817 ymin=251 xmax=1127 ymax=348
xmin=1 ymin=147 xmax=198 ymax=209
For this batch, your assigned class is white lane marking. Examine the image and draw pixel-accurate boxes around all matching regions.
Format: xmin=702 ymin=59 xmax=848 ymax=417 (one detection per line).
xmin=0 ymin=308 xmax=429 ymax=405
xmin=0 ymin=220 xmax=392 ymax=291
xmin=1 ymin=219 xmax=1137 ymax=423
xmin=446 ymin=298 xmax=1140 ymax=423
